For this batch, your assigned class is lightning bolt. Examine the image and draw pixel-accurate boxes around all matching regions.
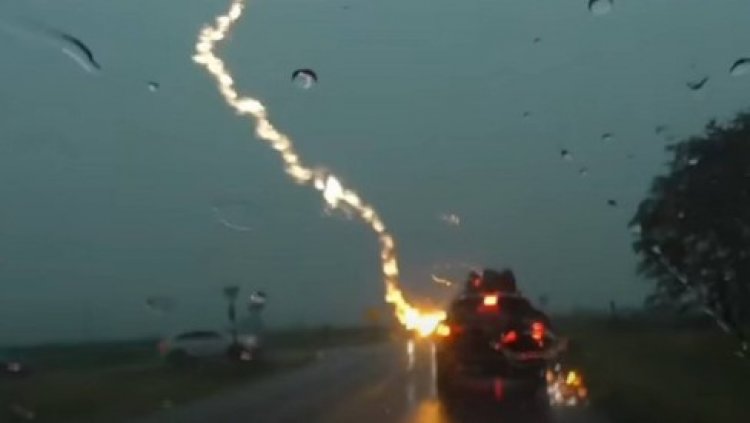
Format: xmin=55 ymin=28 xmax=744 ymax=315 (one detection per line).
xmin=193 ymin=0 xmax=445 ymax=336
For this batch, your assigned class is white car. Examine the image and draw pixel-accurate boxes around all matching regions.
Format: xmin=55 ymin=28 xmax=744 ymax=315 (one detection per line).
xmin=158 ymin=330 xmax=260 ymax=364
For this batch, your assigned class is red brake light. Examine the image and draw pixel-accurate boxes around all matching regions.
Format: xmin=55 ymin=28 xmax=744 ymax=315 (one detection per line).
xmin=501 ymin=330 xmax=518 ymax=344
xmin=531 ymin=321 xmax=545 ymax=345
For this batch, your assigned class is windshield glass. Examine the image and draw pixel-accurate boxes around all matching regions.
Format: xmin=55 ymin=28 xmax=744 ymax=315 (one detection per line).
xmin=1 ymin=0 xmax=749 ymax=422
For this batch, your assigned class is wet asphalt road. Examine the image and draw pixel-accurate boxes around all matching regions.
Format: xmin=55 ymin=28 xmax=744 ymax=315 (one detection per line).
xmin=134 ymin=341 xmax=607 ymax=423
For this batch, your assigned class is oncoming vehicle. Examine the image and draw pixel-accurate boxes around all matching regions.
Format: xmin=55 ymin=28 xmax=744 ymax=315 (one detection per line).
xmin=158 ymin=330 xmax=260 ymax=365
xmin=434 ymin=268 xmax=565 ymax=407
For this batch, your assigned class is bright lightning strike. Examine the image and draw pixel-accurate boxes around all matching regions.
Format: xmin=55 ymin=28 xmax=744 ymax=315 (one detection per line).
xmin=193 ymin=0 xmax=445 ymax=337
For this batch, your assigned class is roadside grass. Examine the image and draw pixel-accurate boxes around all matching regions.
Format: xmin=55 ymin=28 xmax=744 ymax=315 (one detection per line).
xmin=265 ymin=325 xmax=390 ymax=350
xmin=4 ymin=340 xmax=161 ymax=372
xmin=1 ymin=356 xmax=310 ymax=422
xmin=557 ymin=316 xmax=750 ymax=423
xmin=0 ymin=326 xmax=387 ymax=422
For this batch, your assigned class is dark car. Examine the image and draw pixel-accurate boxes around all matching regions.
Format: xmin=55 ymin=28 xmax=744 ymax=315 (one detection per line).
xmin=434 ymin=269 xmax=563 ymax=407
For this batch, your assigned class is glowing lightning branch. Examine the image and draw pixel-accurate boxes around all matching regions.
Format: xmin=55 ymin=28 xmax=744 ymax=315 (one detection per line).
xmin=193 ymin=0 xmax=445 ymax=336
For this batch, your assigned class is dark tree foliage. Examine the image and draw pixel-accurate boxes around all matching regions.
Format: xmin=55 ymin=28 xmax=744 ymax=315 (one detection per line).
xmin=631 ymin=112 xmax=750 ymax=349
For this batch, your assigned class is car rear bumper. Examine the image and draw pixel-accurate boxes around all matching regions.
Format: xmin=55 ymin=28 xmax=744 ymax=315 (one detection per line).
xmin=437 ymin=353 xmax=546 ymax=400
xmin=451 ymin=373 xmax=544 ymax=396
xmin=498 ymin=338 xmax=567 ymax=361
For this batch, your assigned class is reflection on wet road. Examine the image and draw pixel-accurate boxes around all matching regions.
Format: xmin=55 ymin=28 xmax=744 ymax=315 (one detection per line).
xmin=133 ymin=341 xmax=605 ymax=423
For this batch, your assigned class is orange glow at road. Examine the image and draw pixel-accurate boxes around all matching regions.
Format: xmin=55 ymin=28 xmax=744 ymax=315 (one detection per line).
xmin=547 ymin=366 xmax=589 ymax=407
xmin=404 ymin=400 xmax=445 ymax=423
xmin=566 ymin=370 xmax=581 ymax=386
xmin=193 ymin=0 xmax=444 ymax=336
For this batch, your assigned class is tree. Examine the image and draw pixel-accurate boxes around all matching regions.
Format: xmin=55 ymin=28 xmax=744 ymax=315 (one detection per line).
xmin=631 ymin=112 xmax=750 ymax=355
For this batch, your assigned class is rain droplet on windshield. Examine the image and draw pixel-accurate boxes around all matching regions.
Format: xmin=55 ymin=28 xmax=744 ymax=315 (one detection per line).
xmin=601 ymin=132 xmax=615 ymax=143
xmin=655 ymin=125 xmax=667 ymax=135
xmin=292 ymin=68 xmax=318 ymax=90
xmin=533 ymin=37 xmax=542 ymax=44
xmin=145 ymin=296 xmax=175 ymax=314
xmin=730 ymin=58 xmax=750 ymax=77
xmin=431 ymin=274 xmax=454 ymax=286
xmin=687 ymin=157 xmax=700 ymax=166
xmin=588 ymin=0 xmax=613 ymax=16
xmin=523 ymin=111 xmax=532 ymax=119
xmin=561 ymin=149 xmax=573 ymax=161
xmin=212 ymin=202 xmax=255 ymax=232
xmin=148 ymin=81 xmax=160 ymax=92
xmin=607 ymin=199 xmax=618 ymax=207
xmin=439 ymin=213 xmax=461 ymax=226
xmin=686 ymin=76 xmax=709 ymax=91
xmin=51 ymin=30 xmax=101 ymax=73
xmin=579 ymin=167 xmax=589 ymax=177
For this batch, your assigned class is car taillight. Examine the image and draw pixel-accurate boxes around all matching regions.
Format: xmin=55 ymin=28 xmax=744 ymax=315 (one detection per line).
xmin=501 ymin=330 xmax=518 ymax=344
xmin=472 ymin=276 xmax=482 ymax=288
xmin=531 ymin=321 xmax=545 ymax=346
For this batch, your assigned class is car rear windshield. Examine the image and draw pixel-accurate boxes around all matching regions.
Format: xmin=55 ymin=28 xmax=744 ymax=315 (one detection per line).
xmin=450 ymin=296 xmax=534 ymax=321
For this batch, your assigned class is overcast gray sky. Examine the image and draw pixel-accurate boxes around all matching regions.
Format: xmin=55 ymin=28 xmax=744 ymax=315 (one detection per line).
xmin=1 ymin=0 xmax=749 ymax=344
